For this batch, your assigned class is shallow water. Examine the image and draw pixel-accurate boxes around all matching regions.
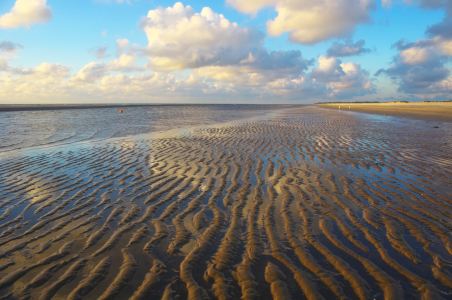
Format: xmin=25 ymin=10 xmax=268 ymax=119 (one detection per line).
xmin=0 ymin=104 xmax=292 ymax=153
xmin=0 ymin=106 xmax=451 ymax=300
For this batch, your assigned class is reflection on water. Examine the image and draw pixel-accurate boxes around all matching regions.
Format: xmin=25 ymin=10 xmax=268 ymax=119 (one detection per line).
xmin=0 ymin=105 xmax=293 ymax=153
xmin=0 ymin=107 xmax=451 ymax=299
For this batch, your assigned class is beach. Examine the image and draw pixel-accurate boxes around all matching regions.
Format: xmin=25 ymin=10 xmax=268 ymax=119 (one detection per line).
xmin=316 ymin=102 xmax=452 ymax=123
xmin=0 ymin=105 xmax=451 ymax=300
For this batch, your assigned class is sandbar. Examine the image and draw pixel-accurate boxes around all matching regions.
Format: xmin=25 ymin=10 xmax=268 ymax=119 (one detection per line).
xmin=315 ymin=102 xmax=452 ymax=123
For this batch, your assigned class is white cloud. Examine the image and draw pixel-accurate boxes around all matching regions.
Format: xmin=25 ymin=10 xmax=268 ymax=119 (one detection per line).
xmin=140 ymin=2 xmax=266 ymax=71
xmin=109 ymin=53 xmax=138 ymax=71
xmin=71 ymin=53 xmax=140 ymax=83
xmin=0 ymin=56 xmax=10 ymax=71
xmin=95 ymin=0 xmax=137 ymax=4
xmin=376 ymin=36 xmax=452 ymax=97
xmin=227 ymin=0 xmax=375 ymax=44
xmin=399 ymin=47 xmax=432 ymax=65
xmin=116 ymin=38 xmax=129 ymax=57
xmin=267 ymin=0 xmax=376 ymax=44
xmin=0 ymin=0 xmax=52 ymax=29
xmin=31 ymin=62 xmax=70 ymax=79
xmin=0 ymin=3 xmax=378 ymax=103
xmin=71 ymin=62 xmax=109 ymax=84
xmin=225 ymin=0 xmax=278 ymax=14
xmin=312 ymin=56 xmax=375 ymax=98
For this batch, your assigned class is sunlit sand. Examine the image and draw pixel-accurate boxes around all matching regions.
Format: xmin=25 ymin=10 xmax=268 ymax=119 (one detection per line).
xmin=0 ymin=106 xmax=451 ymax=299
xmin=316 ymin=102 xmax=452 ymax=122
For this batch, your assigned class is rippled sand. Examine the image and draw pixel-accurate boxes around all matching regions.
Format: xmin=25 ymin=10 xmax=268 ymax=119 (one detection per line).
xmin=0 ymin=107 xmax=451 ymax=300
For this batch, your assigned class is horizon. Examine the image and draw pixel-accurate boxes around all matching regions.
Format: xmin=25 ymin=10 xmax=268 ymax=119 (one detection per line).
xmin=1 ymin=0 xmax=451 ymax=104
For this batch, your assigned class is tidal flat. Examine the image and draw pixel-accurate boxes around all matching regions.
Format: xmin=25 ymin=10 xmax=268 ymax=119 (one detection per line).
xmin=0 ymin=105 xmax=451 ymax=300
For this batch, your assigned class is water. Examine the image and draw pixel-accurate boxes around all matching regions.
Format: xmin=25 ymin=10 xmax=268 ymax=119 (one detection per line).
xmin=0 ymin=104 xmax=296 ymax=153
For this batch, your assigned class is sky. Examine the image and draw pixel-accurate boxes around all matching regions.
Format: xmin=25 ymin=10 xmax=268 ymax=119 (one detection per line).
xmin=0 ymin=0 xmax=451 ymax=104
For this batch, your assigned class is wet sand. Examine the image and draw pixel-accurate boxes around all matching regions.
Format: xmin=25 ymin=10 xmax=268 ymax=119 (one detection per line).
xmin=0 ymin=104 xmax=301 ymax=112
xmin=316 ymin=102 xmax=452 ymax=123
xmin=0 ymin=107 xmax=452 ymax=300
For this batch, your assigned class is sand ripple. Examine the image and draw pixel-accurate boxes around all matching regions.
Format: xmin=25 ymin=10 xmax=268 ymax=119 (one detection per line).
xmin=0 ymin=107 xmax=451 ymax=299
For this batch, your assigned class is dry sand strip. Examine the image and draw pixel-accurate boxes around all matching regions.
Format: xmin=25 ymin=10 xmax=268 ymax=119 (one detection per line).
xmin=315 ymin=102 xmax=452 ymax=123
xmin=0 ymin=107 xmax=451 ymax=300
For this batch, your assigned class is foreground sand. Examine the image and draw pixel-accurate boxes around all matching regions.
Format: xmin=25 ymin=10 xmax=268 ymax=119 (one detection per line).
xmin=316 ymin=102 xmax=452 ymax=122
xmin=0 ymin=107 xmax=451 ymax=299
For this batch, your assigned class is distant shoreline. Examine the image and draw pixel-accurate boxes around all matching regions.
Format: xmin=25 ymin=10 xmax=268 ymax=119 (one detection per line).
xmin=315 ymin=102 xmax=452 ymax=123
xmin=0 ymin=103 xmax=301 ymax=112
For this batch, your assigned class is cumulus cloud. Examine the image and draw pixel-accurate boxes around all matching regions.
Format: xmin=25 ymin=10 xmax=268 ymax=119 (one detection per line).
xmin=426 ymin=18 xmax=452 ymax=39
xmin=326 ymin=39 xmax=372 ymax=57
xmin=376 ymin=0 xmax=452 ymax=99
xmin=312 ymin=56 xmax=375 ymax=98
xmin=139 ymin=3 xmax=270 ymax=71
xmin=0 ymin=56 xmax=10 ymax=71
xmin=269 ymin=0 xmax=376 ymax=44
xmin=376 ymin=37 xmax=451 ymax=96
xmin=95 ymin=0 xmax=137 ymax=4
xmin=0 ymin=60 xmax=70 ymax=101
xmin=0 ymin=3 xmax=378 ymax=102
xmin=116 ymin=39 xmax=129 ymax=57
xmin=71 ymin=53 xmax=141 ymax=84
xmin=89 ymin=46 xmax=108 ymax=58
xmin=71 ymin=62 xmax=109 ymax=84
xmin=225 ymin=0 xmax=278 ymax=14
xmin=0 ymin=41 xmax=24 ymax=55
xmin=0 ymin=0 xmax=52 ymax=29
xmin=418 ymin=0 xmax=452 ymax=14
xmin=227 ymin=0 xmax=375 ymax=44
xmin=109 ymin=53 xmax=140 ymax=71
xmin=0 ymin=55 xmax=69 ymax=78
xmin=139 ymin=1 xmax=321 ymax=86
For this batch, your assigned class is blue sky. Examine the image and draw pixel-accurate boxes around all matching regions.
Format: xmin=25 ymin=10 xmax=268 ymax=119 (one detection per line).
xmin=0 ymin=0 xmax=451 ymax=104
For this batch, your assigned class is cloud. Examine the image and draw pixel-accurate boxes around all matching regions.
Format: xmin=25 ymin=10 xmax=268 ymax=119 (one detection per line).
xmin=326 ymin=39 xmax=372 ymax=57
xmin=0 ymin=56 xmax=10 ymax=71
xmin=225 ymin=0 xmax=278 ymax=14
xmin=140 ymin=2 xmax=269 ymax=71
xmin=139 ymin=2 xmax=322 ymax=81
xmin=0 ymin=56 xmax=69 ymax=78
xmin=227 ymin=0 xmax=376 ymax=44
xmin=95 ymin=0 xmax=137 ymax=4
xmin=89 ymin=46 xmax=108 ymax=58
xmin=383 ymin=0 xmax=452 ymax=13
xmin=0 ymin=3 xmax=377 ymax=103
xmin=109 ymin=53 xmax=139 ymax=71
xmin=426 ymin=18 xmax=452 ymax=39
xmin=418 ymin=0 xmax=452 ymax=14
xmin=116 ymin=39 xmax=129 ymax=57
xmin=0 ymin=41 xmax=24 ymax=55
xmin=376 ymin=37 xmax=451 ymax=96
xmin=0 ymin=0 xmax=52 ymax=29
xmin=71 ymin=53 xmax=141 ymax=83
xmin=376 ymin=0 xmax=452 ymax=100
xmin=311 ymin=56 xmax=375 ymax=98
xmin=71 ymin=62 xmax=109 ymax=84
xmin=381 ymin=0 xmax=392 ymax=8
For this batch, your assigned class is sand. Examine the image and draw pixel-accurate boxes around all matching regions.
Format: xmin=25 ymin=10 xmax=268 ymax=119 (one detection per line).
xmin=316 ymin=102 xmax=452 ymax=123
xmin=0 ymin=107 xmax=451 ymax=300
xmin=0 ymin=104 xmax=296 ymax=112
